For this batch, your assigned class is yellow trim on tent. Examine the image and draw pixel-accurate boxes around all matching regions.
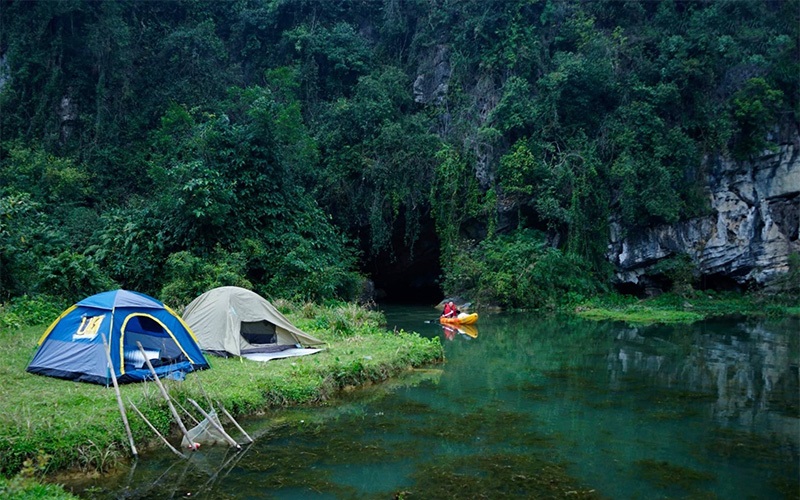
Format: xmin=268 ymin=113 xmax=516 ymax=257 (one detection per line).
xmin=37 ymin=305 xmax=78 ymax=345
xmin=165 ymin=305 xmax=201 ymax=343
xmin=118 ymin=313 xmax=196 ymax=376
xmin=111 ymin=306 xmax=118 ymax=380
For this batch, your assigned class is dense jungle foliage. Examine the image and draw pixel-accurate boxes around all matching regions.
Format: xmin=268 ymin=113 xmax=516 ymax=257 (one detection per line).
xmin=0 ymin=0 xmax=798 ymax=314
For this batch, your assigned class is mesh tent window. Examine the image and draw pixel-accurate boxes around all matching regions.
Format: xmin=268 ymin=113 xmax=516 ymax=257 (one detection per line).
xmin=240 ymin=320 xmax=277 ymax=345
xmin=122 ymin=315 xmax=187 ymax=366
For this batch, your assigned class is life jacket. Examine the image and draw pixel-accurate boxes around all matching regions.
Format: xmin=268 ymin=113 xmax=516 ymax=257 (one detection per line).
xmin=443 ymin=303 xmax=457 ymax=317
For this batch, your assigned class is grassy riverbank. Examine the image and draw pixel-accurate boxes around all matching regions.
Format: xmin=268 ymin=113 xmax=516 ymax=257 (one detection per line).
xmin=0 ymin=301 xmax=442 ymax=497
xmin=575 ymin=291 xmax=800 ymax=324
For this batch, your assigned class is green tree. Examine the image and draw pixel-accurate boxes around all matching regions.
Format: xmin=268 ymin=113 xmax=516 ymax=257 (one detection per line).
xmin=444 ymin=228 xmax=600 ymax=309
xmin=148 ymin=80 xmax=362 ymax=302
xmin=430 ymin=144 xmax=483 ymax=265
xmin=160 ymin=246 xmax=252 ymax=309
xmin=732 ymin=78 xmax=785 ymax=159
xmin=314 ymin=67 xmax=439 ymax=259
xmin=88 ymin=202 xmax=169 ymax=296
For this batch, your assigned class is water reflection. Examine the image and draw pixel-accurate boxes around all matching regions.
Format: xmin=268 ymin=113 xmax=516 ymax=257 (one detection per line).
xmin=59 ymin=309 xmax=799 ymax=499
xmin=135 ymin=445 xmax=251 ymax=498
xmin=440 ymin=323 xmax=478 ymax=340
xmin=606 ymin=318 xmax=799 ymax=442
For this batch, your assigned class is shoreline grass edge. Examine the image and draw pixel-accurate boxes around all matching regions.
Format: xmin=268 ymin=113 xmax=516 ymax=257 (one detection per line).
xmin=0 ymin=302 xmax=443 ymax=497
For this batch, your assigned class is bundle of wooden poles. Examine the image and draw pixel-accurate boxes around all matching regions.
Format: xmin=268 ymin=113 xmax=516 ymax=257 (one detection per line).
xmin=102 ymin=336 xmax=254 ymax=459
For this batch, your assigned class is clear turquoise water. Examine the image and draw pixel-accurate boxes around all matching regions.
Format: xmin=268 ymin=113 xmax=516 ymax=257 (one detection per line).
xmin=65 ymin=306 xmax=799 ymax=499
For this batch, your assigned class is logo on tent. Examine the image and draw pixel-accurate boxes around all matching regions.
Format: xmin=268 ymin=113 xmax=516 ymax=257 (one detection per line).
xmin=74 ymin=315 xmax=105 ymax=340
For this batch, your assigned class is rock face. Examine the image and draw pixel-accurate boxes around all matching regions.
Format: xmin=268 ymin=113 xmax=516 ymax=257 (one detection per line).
xmin=413 ymin=45 xmax=450 ymax=106
xmin=0 ymin=54 xmax=8 ymax=89
xmin=414 ymin=43 xmax=798 ymax=295
xmin=608 ymin=132 xmax=800 ymax=294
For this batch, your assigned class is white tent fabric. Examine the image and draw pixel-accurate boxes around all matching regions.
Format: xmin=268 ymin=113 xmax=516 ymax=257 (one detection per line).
xmin=183 ymin=287 xmax=324 ymax=357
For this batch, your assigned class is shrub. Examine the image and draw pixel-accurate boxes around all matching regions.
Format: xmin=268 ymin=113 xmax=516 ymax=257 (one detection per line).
xmin=0 ymin=475 xmax=78 ymax=499
xmin=443 ymin=229 xmax=601 ymax=310
xmin=651 ymin=254 xmax=697 ymax=295
xmin=0 ymin=295 xmax=65 ymax=332
xmin=36 ymin=252 xmax=116 ymax=304
xmin=159 ymin=247 xmax=252 ymax=309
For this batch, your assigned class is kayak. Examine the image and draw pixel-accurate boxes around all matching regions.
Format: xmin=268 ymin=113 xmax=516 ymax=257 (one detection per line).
xmin=439 ymin=313 xmax=479 ymax=325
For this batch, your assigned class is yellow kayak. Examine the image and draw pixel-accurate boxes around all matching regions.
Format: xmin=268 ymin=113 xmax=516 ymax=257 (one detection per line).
xmin=439 ymin=313 xmax=479 ymax=325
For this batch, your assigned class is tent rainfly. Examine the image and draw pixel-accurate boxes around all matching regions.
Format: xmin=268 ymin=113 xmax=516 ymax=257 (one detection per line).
xmin=27 ymin=290 xmax=209 ymax=385
xmin=182 ymin=286 xmax=324 ymax=358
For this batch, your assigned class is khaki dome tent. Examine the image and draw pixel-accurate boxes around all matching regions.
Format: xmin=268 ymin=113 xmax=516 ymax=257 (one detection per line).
xmin=183 ymin=287 xmax=324 ymax=359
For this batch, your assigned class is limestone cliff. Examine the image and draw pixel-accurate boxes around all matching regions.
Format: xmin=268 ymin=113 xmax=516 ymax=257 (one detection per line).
xmin=413 ymin=43 xmax=798 ymax=296
xmin=608 ymin=131 xmax=800 ymax=294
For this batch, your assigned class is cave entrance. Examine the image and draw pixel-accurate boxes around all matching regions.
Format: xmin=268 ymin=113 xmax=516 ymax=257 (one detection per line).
xmin=363 ymin=223 xmax=443 ymax=305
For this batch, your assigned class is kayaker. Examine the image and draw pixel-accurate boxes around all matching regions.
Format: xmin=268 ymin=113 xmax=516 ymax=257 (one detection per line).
xmin=442 ymin=301 xmax=460 ymax=318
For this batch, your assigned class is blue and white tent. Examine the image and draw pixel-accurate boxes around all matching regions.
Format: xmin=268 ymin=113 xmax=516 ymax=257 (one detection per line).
xmin=27 ymin=290 xmax=209 ymax=385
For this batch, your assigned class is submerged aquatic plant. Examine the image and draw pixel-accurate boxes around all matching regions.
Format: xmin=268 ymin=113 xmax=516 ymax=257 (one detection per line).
xmin=405 ymin=452 xmax=600 ymax=499
xmin=708 ymin=428 xmax=795 ymax=463
xmin=634 ymin=459 xmax=714 ymax=492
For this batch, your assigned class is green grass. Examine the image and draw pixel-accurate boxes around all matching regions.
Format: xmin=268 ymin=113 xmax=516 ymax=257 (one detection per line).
xmin=575 ymin=291 xmax=800 ymax=324
xmin=0 ymin=475 xmax=79 ymax=499
xmin=0 ymin=302 xmax=442 ymax=484
xmin=576 ymin=307 xmax=703 ymax=324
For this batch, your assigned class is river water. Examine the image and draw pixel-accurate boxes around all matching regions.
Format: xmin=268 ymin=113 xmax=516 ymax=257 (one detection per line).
xmin=61 ymin=305 xmax=798 ymax=499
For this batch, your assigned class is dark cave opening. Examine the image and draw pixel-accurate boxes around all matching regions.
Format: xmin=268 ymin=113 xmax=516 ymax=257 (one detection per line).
xmin=613 ymin=271 xmax=750 ymax=298
xmin=371 ymin=267 xmax=442 ymax=304
xmin=362 ymin=223 xmax=443 ymax=305
xmin=697 ymin=272 xmax=747 ymax=292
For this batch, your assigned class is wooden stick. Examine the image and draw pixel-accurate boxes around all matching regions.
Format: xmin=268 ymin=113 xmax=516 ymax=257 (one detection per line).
xmin=136 ymin=342 xmax=198 ymax=450
xmin=195 ymin=372 xmax=252 ymax=443
xmin=186 ymin=399 xmax=241 ymax=449
xmin=175 ymin=400 xmax=200 ymax=426
xmin=196 ymin=379 xmax=214 ymax=409
xmin=128 ymin=399 xmax=187 ymax=459
xmin=101 ymin=333 xmax=138 ymax=458
xmin=217 ymin=402 xmax=254 ymax=443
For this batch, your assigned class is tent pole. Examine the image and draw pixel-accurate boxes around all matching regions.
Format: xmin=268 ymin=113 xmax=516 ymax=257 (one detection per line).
xmin=101 ymin=333 xmax=138 ymax=458
xmin=136 ymin=342 xmax=198 ymax=450
xmin=187 ymin=399 xmax=241 ymax=449
xmin=217 ymin=402 xmax=254 ymax=443
xmin=128 ymin=398 xmax=187 ymax=459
